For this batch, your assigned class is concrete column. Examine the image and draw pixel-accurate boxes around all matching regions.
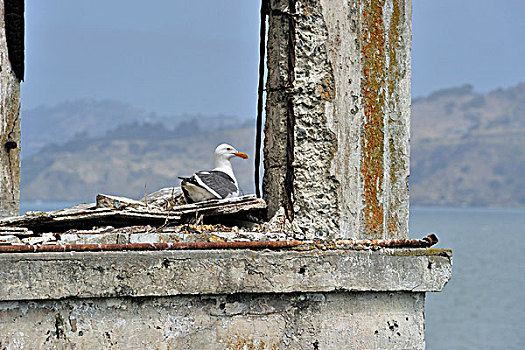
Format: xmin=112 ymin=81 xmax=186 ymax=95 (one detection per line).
xmin=0 ymin=0 xmax=22 ymax=218
xmin=264 ymin=0 xmax=411 ymax=240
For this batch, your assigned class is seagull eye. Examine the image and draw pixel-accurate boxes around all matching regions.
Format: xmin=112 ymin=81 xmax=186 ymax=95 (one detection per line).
xmin=227 ymin=148 xmax=232 ymax=151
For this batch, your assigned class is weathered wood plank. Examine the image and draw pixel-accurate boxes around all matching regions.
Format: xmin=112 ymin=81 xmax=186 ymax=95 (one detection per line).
xmin=96 ymin=194 xmax=146 ymax=209
xmin=0 ymin=195 xmax=266 ymax=232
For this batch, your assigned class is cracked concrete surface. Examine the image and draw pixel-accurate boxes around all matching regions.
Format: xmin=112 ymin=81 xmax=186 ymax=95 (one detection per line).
xmin=0 ymin=249 xmax=452 ymax=301
xmin=1 ymin=292 xmax=427 ymax=349
xmin=0 ymin=248 xmax=450 ymax=348
xmin=264 ymin=0 xmax=411 ymax=240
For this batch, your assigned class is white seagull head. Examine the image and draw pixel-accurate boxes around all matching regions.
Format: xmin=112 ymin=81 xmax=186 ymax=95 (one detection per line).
xmin=214 ymin=143 xmax=248 ymax=162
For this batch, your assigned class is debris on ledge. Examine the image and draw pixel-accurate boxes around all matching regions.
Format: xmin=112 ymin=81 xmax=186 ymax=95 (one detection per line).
xmin=0 ymin=191 xmax=440 ymax=253
xmin=0 ymin=194 xmax=266 ymax=233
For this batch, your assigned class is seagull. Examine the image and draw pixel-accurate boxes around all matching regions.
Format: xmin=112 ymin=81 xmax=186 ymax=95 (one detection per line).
xmin=179 ymin=144 xmax=248 ymax=203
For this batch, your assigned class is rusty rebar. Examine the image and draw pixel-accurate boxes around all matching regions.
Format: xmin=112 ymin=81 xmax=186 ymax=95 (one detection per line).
xmin=334 ymin=233 xmax=438 ymax=248
xmin=0 ymin=240 xmax=303 ymax=253
xmin=0 ymin=234 xmax=438 ymax=253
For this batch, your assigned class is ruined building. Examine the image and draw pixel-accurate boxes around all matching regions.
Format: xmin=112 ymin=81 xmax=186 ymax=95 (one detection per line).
xmin=0 ymin=1 xmax=451 ymax=349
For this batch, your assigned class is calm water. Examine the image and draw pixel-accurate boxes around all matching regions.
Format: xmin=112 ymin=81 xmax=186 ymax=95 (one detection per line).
xmin=18 ymin=202 xmax=525 ymax=349
xmin=410 ymin=207 xmax=525 ymax=350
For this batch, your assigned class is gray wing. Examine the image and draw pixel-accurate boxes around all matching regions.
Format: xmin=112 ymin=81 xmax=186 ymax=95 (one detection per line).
xmin=194 ymin=171 xmax=238 ymax=198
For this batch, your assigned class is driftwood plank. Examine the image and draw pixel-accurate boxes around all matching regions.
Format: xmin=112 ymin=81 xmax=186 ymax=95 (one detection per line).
xmin=0 ymin=195 xmax=266 ymax=232
xmin=96 ymin=194 xmax=146 ymax=209
xmin=0 ymin=226 xmax=32 ymax=237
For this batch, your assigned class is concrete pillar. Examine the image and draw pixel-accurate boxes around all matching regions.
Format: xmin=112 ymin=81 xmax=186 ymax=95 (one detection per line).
xmin=0 ymin=0 xmax=23 ymax=217
xmin=264 ymin=0 xmax=411 ymax=240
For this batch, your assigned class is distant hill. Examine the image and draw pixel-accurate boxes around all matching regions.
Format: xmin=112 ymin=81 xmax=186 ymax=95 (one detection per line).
xmin=22 ymin=99 xmax=151 ymax=157
xmin=20 ymin=83 xmax=525 ymax=206
xmin=21 ymin=99 xmax=240 ymax=157
xmin=410 ymin=83 xmax=525 ymax=206
xmin=21 ymin=120 xmax=255 ymax=201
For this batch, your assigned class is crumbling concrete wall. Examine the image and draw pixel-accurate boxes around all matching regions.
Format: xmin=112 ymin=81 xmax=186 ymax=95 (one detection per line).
xmin=0 ymin=292 xmax=425 ymax=350
xmin=0 ymin=249 xmax=451 ymax=349
xmin=0 ymin=0 xmax=22 ymax=218
xmin=0 ymin=2 xmax=449 ymax=349
xmin=264 ymin=0 xmax=411 ymax=240
xmin=0 ymin=250 xmax=452 ymax=299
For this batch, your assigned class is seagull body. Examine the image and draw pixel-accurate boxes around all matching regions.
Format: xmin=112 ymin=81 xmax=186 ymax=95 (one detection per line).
xmin=179 ymin=144 xmax=248 ymax=203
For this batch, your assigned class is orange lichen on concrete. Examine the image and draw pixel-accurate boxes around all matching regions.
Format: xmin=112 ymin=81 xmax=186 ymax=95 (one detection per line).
xmin=386 ymin=0 xmax=403 ymax=237
xmin=227 ymin=333 xmax=278 ymax=350
xmin=388 ymin=212 xmax=399 ymax=236
xmin=319 ymin=77 xmax=336 ymax=101
xmin=360 ymin=0 xmax=386 ymax=236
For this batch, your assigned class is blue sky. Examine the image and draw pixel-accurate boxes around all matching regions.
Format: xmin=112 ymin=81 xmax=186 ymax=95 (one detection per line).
xmin=22 ymin=0 xmax=525 ymax=118
xmin=412 ymin=0 xmax=525 ymax=97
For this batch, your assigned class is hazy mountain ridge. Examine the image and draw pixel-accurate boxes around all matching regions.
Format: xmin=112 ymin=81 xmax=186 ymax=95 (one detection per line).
xmin=22 ymin=120 xmax=255 ymax=201
xmin=410 ymin=83 xmax=525 ymax=206
xmin=21 ymin=99 xmax=240 ymax=157
xmin=22 ymin=99 xmax=150 ymax=157
xmin=21 ymin=83 xmax=525 ymax=206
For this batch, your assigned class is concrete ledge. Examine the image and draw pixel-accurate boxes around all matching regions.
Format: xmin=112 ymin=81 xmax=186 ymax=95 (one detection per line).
xmin=0 ymin=248 xmax=452 ymax=301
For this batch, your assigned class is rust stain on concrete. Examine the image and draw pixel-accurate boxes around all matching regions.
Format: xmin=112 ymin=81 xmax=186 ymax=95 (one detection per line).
xmin=360 ymin=0 xmax=386 ymax=236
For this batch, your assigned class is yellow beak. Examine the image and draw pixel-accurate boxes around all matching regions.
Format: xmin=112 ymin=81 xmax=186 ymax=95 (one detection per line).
xmin=234 ymin=152 xmax=248 ymax=159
